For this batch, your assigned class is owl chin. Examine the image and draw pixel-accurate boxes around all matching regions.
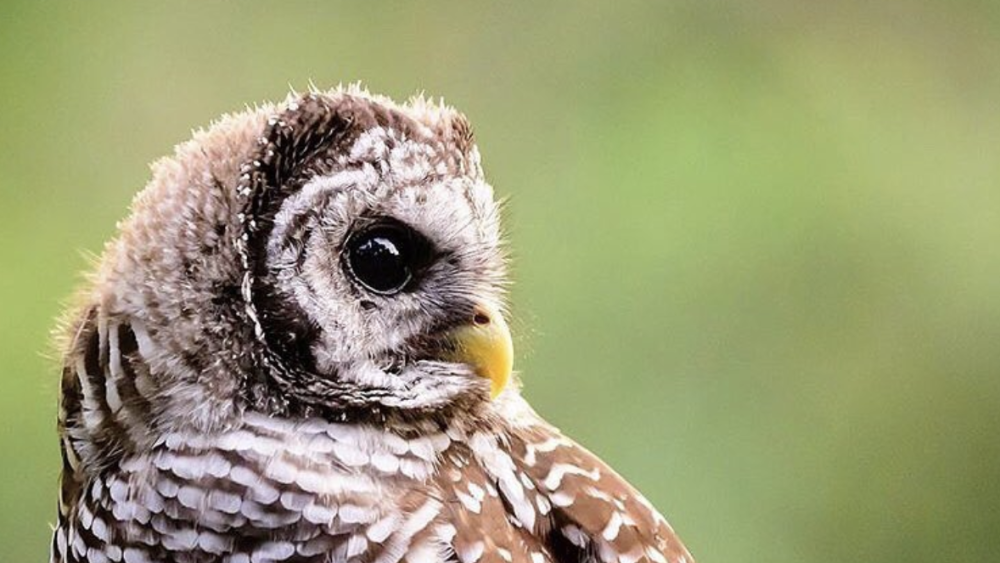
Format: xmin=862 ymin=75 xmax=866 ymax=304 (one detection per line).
xmin=301 ymin=301 xmax=511 ymax=413
xmin=341 ymin=359 xmax=492 ymax=411
xmin=273 ymin=352 xmax=490 ymax=419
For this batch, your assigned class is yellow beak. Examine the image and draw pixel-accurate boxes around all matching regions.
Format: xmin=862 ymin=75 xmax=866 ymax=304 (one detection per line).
xmin=441 ymin=303 xmax=514 ymax=398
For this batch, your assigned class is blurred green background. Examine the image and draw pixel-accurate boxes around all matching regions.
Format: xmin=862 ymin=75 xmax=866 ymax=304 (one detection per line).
xmin=3 ymin=1 xmax=1000 ymax=561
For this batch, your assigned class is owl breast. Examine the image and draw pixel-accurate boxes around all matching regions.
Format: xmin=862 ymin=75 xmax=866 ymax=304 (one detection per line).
xmin=55 ymin=402 xmax=689 ymax=563
xmin=54 ymin=412 xmax=471 ymax=563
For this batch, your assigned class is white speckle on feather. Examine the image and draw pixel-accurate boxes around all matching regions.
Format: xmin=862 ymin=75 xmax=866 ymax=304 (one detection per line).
xmin=457 ymin=541 xmax=485 ymax=563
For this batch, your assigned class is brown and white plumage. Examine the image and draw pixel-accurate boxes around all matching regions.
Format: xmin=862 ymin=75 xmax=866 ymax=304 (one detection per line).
xmin=52 ymin=86 xmax=695 ymax=563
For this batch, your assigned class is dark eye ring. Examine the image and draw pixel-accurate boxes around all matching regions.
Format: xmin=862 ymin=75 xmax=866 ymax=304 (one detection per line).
xmin=342 ymin=221 xmax=432 ymax=296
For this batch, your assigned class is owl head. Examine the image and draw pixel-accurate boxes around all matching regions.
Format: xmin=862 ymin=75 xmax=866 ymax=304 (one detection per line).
xmin=89 ymin=86 xmax=514 ymax=431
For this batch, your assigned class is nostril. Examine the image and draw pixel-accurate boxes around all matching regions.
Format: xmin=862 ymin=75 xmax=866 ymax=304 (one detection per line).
xmin=473 ymin=311 xmax=491 ymax=326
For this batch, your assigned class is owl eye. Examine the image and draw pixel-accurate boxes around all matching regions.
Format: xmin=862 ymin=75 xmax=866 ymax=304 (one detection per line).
xmin=343 ymin=222 xmax=431 ymax=295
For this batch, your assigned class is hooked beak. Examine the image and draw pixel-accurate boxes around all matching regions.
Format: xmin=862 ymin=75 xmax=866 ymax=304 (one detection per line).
xmin=440 ymin=302 xmax=514 ymax=398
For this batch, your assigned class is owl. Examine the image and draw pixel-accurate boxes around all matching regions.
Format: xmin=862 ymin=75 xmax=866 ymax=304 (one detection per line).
xmin=52 ymin=86 xmax=695 ymax=563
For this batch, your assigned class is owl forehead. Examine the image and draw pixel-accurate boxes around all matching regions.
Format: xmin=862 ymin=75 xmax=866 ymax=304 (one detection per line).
xmin=347 ymin=124 xmax=482 ymax=183
xmin=292 ymin=121 xmax=498 ymax=245
xmin=274 ymin=91 xmax=485 ymax=187
xmin=243 ymin=93 xmax=496 ymax=249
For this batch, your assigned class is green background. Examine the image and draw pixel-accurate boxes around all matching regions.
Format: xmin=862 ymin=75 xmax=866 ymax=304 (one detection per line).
xmin=3 ymin=2 xmax=1000 ymax=561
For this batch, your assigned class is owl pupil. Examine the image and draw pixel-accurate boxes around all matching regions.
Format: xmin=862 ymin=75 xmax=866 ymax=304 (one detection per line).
xmin=344 ymin=225 xmax=420 ymax=294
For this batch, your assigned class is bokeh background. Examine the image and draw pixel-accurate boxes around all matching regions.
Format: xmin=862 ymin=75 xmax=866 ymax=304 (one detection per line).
xmin=3 ymin=2 xmax=1000 ymax=561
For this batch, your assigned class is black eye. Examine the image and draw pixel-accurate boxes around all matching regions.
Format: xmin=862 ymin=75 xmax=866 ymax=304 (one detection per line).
xmin=343 ymin=222 xmax=431 ymax=295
